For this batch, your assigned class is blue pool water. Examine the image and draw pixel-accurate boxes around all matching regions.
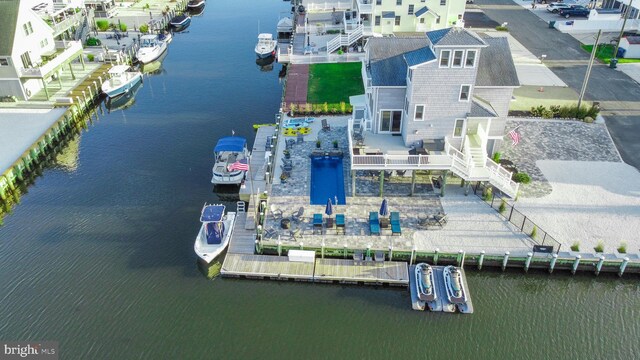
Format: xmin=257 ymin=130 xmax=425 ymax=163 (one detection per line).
xmin=310 ymin=156 xmax=346 ymax=205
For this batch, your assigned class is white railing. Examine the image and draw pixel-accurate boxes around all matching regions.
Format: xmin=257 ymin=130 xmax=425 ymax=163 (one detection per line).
xmin=463 ymin=137 xmax=474 ymax=168
xmin=445 ymin=141 xmax=471 ymax=178
xmin=277 ymin=45 xmax=293 ymax=63
xmin=326 ymin=24 xmax=363 ymax=54
xmin=19 ymin=40 xmax=82 ymax=78
xmin=306 ymin=1 xmax=352 ymax=12
xmin=356 ymin=0 xmax=373 ymax=13
xmin=49 ymin=11 xmax=84 ymax=37
xmin=554 ymin=18 xmax=640 ymax=33
xmin=352 ymin=154 xmax=453 ymax=169
xmin=477 ymin=124 xmax=488 ymax=153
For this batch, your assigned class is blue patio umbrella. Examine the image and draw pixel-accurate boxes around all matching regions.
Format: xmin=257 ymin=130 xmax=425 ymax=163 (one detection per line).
xmin=325 ymin=198 xmax=334 ymax=217
xmin=379 ymin=198 xmax=389 ymax=217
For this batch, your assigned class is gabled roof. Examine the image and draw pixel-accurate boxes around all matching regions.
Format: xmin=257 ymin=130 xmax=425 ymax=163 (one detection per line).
xmin=404 ymin=47 xmax=436 ymax=67
xmin=415 ymin=6 xmax=429 ymax=17
xmin=476 ymin=36 xmax=519 ymax=87
xmin=0 ymin=0 xmax=20 ymax=56
xmin=367 ymin=37 xmax=431 ymax=86
xmin=426 ymin=27 xmax=487 ymax=47
xmin=469 ymin=98 xmax=498 ymax=118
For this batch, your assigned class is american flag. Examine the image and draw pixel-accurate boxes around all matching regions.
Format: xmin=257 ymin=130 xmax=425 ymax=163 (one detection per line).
xmin=228 ymin=159 xmax=249 ymax=172
xmin=508 ymin=129 xmax=521 ymax=146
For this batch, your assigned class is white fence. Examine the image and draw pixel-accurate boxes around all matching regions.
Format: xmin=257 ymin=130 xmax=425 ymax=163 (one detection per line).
xmin=554 ymin=18 xmax=640 ymax=32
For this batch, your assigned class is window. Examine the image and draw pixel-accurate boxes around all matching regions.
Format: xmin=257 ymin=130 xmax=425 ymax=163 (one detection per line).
xmin=459 ymin=85 xmax=471 ymax=101
xmin=465 ymin=50 xmax=477 ymax=67
xmin=408 ymin=5 xmax=414 ymax=14
xmin=436 ymin=16 xmax=441 ymax=24
xmin=440 ymin=0 xmax=446 ymax=5
xmin=23 ymin=22 xmax=33 ymax=36
xmin=395 ymin=16 xmax=401 ymax=25
xmin=376 ymin=0 xmax=382 ymax=4
xmin=453 ymin=119 xmax=465 ymax=137
xmin=408 ymin=68 xmax=413 ymax=81
xmin=414 ymin=105 xmax=424 ymax=121
xmin=452 ymin=50 xmax=464 ymax=67
xmin=380 ymin=110 xmax=402 ymax=132
xmin=439 ymin=50 xmax=450 ymax=67
xmin=0 ymin=58 xmax=9 ymax=66
xmin=396 ymin=0 xmax=402 ymax=5
xmin=40 ymin=38 xmax=49 ymax=48
xmin=420 ymin=18 xmax=425 ymax=23
xmin=375 ymin=16 xmax=381 ymax=26
xmin=20 ymin=52 xmax=32 ymax=68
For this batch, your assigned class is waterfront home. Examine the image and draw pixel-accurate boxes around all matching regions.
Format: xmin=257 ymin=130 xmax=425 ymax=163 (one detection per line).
xmin=0 ymin=0 xmax=86 ymax=101
xmin=300 ymin=0 xmax=466 ymax=54
xmin=349 ymin=27 xmax=521 ymax=197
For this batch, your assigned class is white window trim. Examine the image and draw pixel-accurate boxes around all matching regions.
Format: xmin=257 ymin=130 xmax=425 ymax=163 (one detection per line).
xmin=452 ymin=49 xmax=464 ymax=68
xmin=464 ymin=49 xmax=477 ymax=68
xmin=439 ymin=50 xmax=450 ymax=68
xmin=414 ymin=104 xmax=425 ymax=121
xmin=459 ymin=84 xmax=471 ymax=102
xmin=452 ymin=119 xmax=466 ymax=138
xmin=378 ymin=109 xmax=403 ymax=133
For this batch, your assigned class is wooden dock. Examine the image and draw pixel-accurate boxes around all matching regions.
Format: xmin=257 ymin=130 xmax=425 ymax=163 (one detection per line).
xmin=221 ymin=253 xmax=409 ymax=285
xmin=239 ymin=126 xmax=276 ymax=203
xmin=227 ymin=210 xmax=256 ymax=254
xmin=408 ymin=265 xmax=474 ymax=314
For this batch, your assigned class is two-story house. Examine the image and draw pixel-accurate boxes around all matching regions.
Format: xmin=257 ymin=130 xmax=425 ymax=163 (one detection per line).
xmin=349 ymin=27 xmax=521 ymax=197
xmin=0 ymin=0 xmax=85 ymax=101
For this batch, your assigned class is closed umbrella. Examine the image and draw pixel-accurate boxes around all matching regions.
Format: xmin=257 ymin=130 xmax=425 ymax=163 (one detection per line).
xmin=325 ymin=198 xmax=334 ymax=217
xmin=379 ymin=198 xmax=389 ymax=217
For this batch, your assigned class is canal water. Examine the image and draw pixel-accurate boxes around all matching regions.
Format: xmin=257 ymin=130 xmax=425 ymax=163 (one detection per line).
xmin=1 ymin=0 xmax=639 ymax=358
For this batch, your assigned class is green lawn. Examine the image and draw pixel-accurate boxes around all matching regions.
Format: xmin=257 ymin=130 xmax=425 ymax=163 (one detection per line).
xmin=307 ymin=62 xmax=364 ymax=104
xmin=580 ymin=44 xmax=640 ymax=64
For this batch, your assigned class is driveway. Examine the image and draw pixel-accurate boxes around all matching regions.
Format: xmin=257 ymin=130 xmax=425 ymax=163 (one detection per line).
xmin=475 ymin=0 xmax=640 ymax=171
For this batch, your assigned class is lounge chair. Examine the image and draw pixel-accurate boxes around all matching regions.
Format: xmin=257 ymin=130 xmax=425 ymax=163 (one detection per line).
xmin=390 ymin=211 xmax=401 ymax=236
xmin=322 ymin=118 xmax=330 ymax=131
xmin=335 ymin=214 xmax=345 ymax=234
xmin=369 ymin=212 xmax=380 ymax=235
xmin=313 ymin=213 xmax=323 ymax=234
xmin=291 ymin=207 xmax=304 ymax=222
xmin=375 ymin=250 xmax=385 ymax=262
xmin=270 ymin=204 xmax=283 ymax=221
xmin=281 ymin=158 xmax=293 ymax=167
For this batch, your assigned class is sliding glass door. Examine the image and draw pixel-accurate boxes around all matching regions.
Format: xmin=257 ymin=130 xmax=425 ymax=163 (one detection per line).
xmin=379 ymin=110 xmax=402 ymax=133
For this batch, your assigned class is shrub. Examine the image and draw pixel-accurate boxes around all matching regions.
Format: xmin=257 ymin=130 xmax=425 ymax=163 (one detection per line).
xmin=594 ymin=241 xmax=604 ymax=253
xmin=583 ymin=116 xmax=594 ymax=123
xmin=86 ymin=37 xmax=101 ymax=46
xmin=340 ymin=101 xmax=346 ymax=114
xmin=492 ymin=152 xmax=501 ymax=163
xmin=483 ymin=187 xmax=493 ymax=202
xmin=571 ymin=242 xmax=580 ymax=252
xmin=139 ymin=23 xmax=149 ymax=33
xmin=119 ymin=22 xmax=127 ymax=32
xmin=323 ymin=102 xmax=329 ymax=113
xmin=316 ymin=139 xmax=321 ymax=148
xmin=549 ymin=105 xmax=561 ymax=117
xmin=617 ymin=242 xmax=627 ymax=254
xmin=87 ymin=54 xmax=95 ymax=62
xmin=96 ymin=19 xmax=109 ymax=31
xmin=337 ymin=49 xmax=344 ymax=55
xmin=513 ymin=172 xmax=531 ymax=184
xmin=495 ymin=25 xmax=508 ymax=31
xmin=305 ymin=103 xmax=312 ymax=114
xmin=289 ymin=103 xmax=297 ymax=115
xmin=530 ymin=225 xmax=537 ymax=239
xmin=332 ymin=140 xmax=338 ymax=149
xmin=499 ymin=199 xmax=506 ymax=214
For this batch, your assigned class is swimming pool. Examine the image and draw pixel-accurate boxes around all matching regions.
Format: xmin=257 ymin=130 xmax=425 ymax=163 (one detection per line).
xmin=310 ymin=155 xmax=346 ymax=205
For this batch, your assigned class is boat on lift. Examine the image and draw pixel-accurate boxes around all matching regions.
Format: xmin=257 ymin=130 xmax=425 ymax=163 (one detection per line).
xmin=444 ymin=265 xmax=467 ymax=304
xmin=415 ymin=263 xmax=437 ymax=301
xmin=194 ymin=204 xmax=236 ymax=263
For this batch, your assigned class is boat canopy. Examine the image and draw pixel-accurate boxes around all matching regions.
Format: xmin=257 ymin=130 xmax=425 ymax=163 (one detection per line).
xmin=277 ymin=17 xmax=293 ymax=33
xmin=258 ymin=33 xmax=273 ymax=40
xmin=108 ymin=65 xmax=130 ymax=75
xmin=214 ymin=136 xmax=246 ymax=153
xmin=201 ymin=205 xmax=225 ymax=222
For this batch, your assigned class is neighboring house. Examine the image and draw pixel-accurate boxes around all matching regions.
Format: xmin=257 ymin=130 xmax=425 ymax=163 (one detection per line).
xmin=349 ymin=27 xmax=521 ymax=196
xmin=601 ymin=0 xmax=640 ymax=19
xmin=0 ymin=0 xmax=85 ymax=101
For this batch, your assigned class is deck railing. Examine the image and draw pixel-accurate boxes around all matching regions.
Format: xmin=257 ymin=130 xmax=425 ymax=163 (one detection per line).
xmin=355 ymin=0 xmax=373 ymax=13
xmin=306 ymin=1 xmax=352 ymax=12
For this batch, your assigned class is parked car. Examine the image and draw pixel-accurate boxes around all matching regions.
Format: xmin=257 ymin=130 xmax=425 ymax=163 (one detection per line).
xmin=558 ymin=5 xmax=590 ymax=18
xmin=547 ymin=2 xmax=572 ymax=12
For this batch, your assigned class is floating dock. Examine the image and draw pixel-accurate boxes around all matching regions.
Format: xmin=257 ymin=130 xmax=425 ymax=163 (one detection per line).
xmin=409 ymin=265 xmax=474 ymax=314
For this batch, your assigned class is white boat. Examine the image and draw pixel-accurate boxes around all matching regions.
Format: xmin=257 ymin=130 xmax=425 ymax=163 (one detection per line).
xmin=255 ymin=33 xmax=277 ymax=59
xmin=100 ymin=65 xmax=143 ymax=98
xmin=211 ymin=136 xmax=250 ymax=185
xmin=415 ymin=263 xmax=437 ymax=302
xmin=443 ymin=265 xmax=467 ymax=304
xmin=170 ymin=14 xmax=191 ymax=31
xmin=136 ymin=34 xmax=168 ymax=64
xmin=194 ymin=204 xmax=236 ymax=263
xmin=187 ymin=0 xmax=205 ymax=10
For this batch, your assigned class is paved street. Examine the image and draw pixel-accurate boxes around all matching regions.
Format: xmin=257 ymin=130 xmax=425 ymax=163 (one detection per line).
xmin=475 ymin=0 xmax=640 ymax=171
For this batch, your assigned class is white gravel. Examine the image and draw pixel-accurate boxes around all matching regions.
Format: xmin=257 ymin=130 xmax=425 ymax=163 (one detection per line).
xmin=516 ymin=160 xmax=640 ymax=256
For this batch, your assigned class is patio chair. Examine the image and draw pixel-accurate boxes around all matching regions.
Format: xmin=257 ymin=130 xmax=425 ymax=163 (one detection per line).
xmin=263 ymin=227 xmax=278 ymax=239
xmin=291 ymin=207 xmax=304 ymax=222
xmin=286 ymin=139 xmax=295 ymax=149
xmin=375 ymin=250 xmax=385 ymax=262
xmin=435 ymin=213 xmax=448 ymax=227
xmin=297 ymin=132 xmax=304 ymax=144
xmin=313 ymin=213 xmax=323 ymax=234
xmin=269 ymin=204 xmax=283 ymax=221
xmin=369 ymin=212 xmax=380 ymax=235
xmin=335 ymin=214 xmax=345 ymax=234
xmin=353 ymin=249 xmax=364 ymax=265
xmin=290 ymin=227 xmax=302 ymax=241
xmin=281 ymin=158 xmax=293 ymax=167
xmin=390 ymin=211 xmax=401 ymax=236
xmin=281 ymin=164 xmax=293 ymax=172
xmin=322 ymin=118 xmax=330 ymax=131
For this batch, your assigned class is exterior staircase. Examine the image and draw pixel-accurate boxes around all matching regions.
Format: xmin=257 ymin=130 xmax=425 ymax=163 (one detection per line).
xmin=326 ymin=24 xmax=363 ymax=54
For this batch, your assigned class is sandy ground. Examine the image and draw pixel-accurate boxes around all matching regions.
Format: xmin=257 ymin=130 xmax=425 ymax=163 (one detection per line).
xmin=516 ymin=160 xmax=640 ymax=256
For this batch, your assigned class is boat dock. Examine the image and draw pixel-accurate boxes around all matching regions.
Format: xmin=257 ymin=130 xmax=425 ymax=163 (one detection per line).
xmin=409 ymin=265 xmax=474 ymax=314
xmin=240 ymin=125 xmax=276 ymax=203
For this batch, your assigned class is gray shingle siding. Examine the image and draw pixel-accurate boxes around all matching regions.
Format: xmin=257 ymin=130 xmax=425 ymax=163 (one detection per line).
xmin=474 ymin=87 xmax=514 ymax=137
xmin=372 ymin=87 xmax=406 ymax=132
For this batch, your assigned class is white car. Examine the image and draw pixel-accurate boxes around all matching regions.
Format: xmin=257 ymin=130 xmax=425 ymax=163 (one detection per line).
xmin=547 ymin=2 xmax=572 ymax=12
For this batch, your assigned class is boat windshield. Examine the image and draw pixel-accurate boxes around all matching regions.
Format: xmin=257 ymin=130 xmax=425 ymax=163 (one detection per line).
xmin=141 ymin=38 xmax=157 ymax=47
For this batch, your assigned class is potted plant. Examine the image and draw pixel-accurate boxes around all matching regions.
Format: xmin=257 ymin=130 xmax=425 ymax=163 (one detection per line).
xmin=280 ymin=173 xmax=288 ymax=183
xmin=316 ymin=139 xmax=321 ymax=149
xmin=283 ymin=149 xmax=290 ymax=159
xmin=332 ymin=140 xmax=339 ymax=149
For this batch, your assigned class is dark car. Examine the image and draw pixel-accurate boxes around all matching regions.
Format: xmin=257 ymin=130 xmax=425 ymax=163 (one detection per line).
xmin=558 ymin=5 xmax=590 ymax=18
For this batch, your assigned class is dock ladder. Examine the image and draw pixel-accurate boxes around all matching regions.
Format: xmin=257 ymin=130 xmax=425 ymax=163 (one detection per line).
xmin=237 ymin=201 xmax=246 ymax=213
